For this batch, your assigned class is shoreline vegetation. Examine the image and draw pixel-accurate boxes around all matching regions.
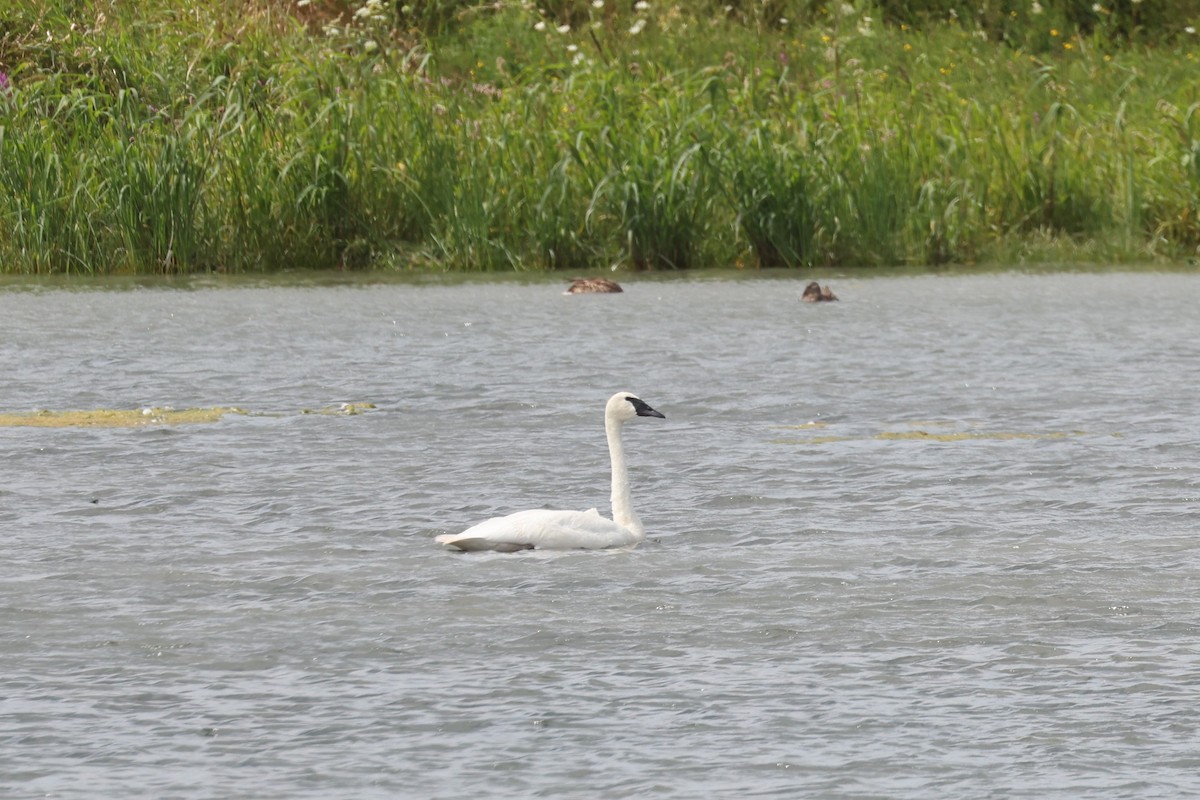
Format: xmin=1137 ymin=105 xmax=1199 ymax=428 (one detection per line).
xmin=1 ymin=1 xmax=1199 ymax=276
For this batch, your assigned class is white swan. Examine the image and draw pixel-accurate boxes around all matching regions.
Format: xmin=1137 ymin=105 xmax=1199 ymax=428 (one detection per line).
xmin=436 ymin=392 xmax=665 ymax=552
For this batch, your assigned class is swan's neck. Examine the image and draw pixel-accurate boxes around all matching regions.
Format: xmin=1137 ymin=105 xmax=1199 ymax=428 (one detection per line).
xmin=606 ymin=416 xmax=645 ymax=540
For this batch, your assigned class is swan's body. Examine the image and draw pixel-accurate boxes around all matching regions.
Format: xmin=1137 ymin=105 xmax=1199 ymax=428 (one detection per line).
xmin=436 ymin=392 xmax=664 ymax=552
xmin=565 ymin=277 xmax=623 ymax=294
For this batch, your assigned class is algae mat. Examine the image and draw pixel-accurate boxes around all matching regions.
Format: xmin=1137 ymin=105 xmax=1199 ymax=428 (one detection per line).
xmin=0 ymin=403 xmax=376 ymax=428
xmin=769 ymin=421 xmax=1097 ymax=445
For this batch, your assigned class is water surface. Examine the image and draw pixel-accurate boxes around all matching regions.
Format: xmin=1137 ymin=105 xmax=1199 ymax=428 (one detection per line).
xmin=2 ymin=272 xmax=1199 ymax=798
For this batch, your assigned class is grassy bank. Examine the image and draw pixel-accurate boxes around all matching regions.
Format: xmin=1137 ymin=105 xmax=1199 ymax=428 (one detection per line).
xmin=1 ymin=0 xmax=1198 ymax=274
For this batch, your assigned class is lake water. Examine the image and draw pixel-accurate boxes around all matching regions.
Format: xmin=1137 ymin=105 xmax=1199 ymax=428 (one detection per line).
xmin=2 ymin=271 xmax=1198 ymax=798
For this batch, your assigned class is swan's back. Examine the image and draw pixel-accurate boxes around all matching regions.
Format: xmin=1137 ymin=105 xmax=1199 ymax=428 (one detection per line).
xmin=436 ymin=508 xmax=641 ymax=552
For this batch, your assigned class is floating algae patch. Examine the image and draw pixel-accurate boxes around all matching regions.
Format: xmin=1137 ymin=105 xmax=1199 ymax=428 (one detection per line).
xmin=0 ymin=402 xmax=381 ymax=428
xmin=774 ymin=434 xmax=854 ymax=445
xmin=771 ymin=428 xmax=1090 ymax=445
xmin=874 ymin=430 xmax=1078 ymax=442
xmin=0 ymin=407 xmax=248 ymax=428
xmin=301 ymin=402 xmax=378 ymax=416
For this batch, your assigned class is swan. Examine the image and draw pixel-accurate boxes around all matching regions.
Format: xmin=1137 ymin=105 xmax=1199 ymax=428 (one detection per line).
xmin=565 ymin=277 xmax=623 ymax=294
xmin=436 ymin=392 xmax=665 ymax=552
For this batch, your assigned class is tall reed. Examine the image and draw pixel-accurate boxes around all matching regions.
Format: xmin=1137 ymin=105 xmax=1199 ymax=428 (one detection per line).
xmin=1 ymin=0 xmax=1198 ymax=274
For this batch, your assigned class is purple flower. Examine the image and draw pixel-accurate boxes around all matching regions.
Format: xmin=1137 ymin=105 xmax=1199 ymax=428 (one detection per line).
xmin=0 ymin=72 xmax=9 ymax=94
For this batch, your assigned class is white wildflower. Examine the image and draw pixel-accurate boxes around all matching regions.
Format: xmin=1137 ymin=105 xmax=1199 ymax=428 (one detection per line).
xmin=592 ymin=0 xmax=604 ymax=7
xmin=1031 ymin=1 xmax=1043 ymax=14
xmin=566 ymin=43 xmax=578 ymax=52
xmin=557 ymin=23 xmax=571 ymax=33
xmin=364 ymin=40 xmax=378 ymax=52
xmin=534 ymin=20 xmax=546 ymax=31
xmin=354 ymin=0 xmax=386 ymax=20
xmin=629 ymin=18 xmax=646 ymax=34
xmin=635 ymin=0 xmax=650 ymax=10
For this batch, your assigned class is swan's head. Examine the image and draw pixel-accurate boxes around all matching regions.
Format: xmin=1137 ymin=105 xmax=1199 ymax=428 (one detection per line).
xmin=607 ymin=392 xmax=665 ymax=423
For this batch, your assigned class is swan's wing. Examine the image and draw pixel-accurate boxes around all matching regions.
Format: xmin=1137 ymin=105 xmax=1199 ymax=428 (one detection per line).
xmin=438 ymin=508 xmax=638 ymax=551
xmin=433 ymin=535 xmax=533 ymax=553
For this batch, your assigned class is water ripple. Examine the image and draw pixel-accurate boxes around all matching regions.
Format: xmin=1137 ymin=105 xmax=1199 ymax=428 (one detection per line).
xmin=3 ymin=273 xmax=1200 ymax=798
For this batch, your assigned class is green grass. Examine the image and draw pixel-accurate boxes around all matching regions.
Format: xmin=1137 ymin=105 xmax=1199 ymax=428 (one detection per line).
xmin=0 ymin=0 xmax=1198 ymax=274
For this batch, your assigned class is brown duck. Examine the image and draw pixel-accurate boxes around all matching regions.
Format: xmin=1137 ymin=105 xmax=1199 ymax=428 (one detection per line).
xmin=565 ymin=278 xmax=624 ymax=294
xmin=801 ymin=281 xmax=838 ymax=302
